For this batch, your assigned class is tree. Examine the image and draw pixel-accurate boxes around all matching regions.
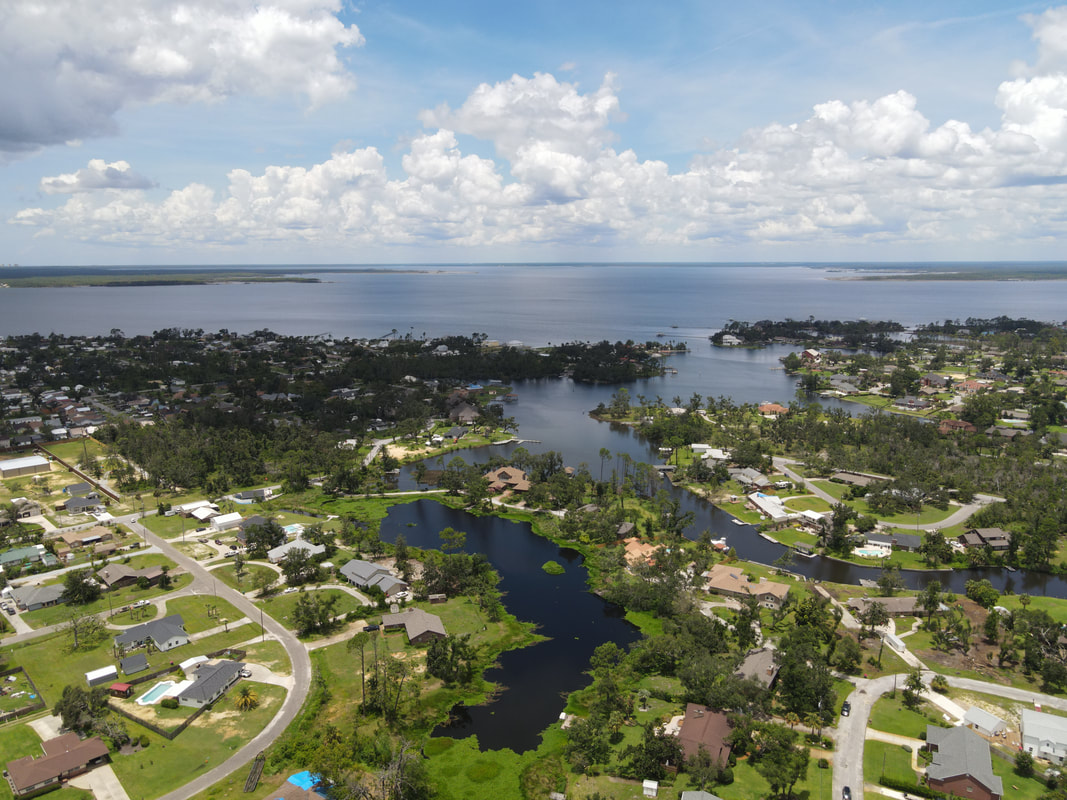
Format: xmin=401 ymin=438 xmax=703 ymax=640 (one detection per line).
xmin=965 ymin=579 xmax=1000 ymax=609
xmin=63 ymin=569 xmax=101 ymax=605
xmin=55 ymin=684 xmax=109 ymax=734
xmin=234 ymin=684 xmax=259 ymax=711
xmin=754 ymin=725 xmax=810 ymax=800
xmin=834 ymin=635 xmax=862 ymax=674
xmin=877 ymin=563 xmax=904 ymax=597
xmin=1015 ymin=750 xmax=1035 ymax=777
xmin=393 ymin=533 xmax=411 ymax=582
xmin=919 ymin=531 xmax=953 ymax=567
xmin=622 ymin=722 xmax=684 ymax=781
xmin=858 ymin=601 xmax=889 ymax=640
xmin=65 ymin=612 xmax=105 ymax=651
xmin=983 ymin=609 xmax=1001 ymax=642
xmin=439 ymin=526 xmax=466 ymax=553
xmin=920 ymin=580 xmax=943 ymax=622
xmin=291 ymin=591 xmax=339 ymax=637
xmin=903 ymin=668 xmax=924 ymax=709
xmin=347 ymin=631 xmax=371 ymax=710
xmin=686 ymin=745 xmax=720 ymax=792
xmin=280 ymin=547 xmax=320 ymax=586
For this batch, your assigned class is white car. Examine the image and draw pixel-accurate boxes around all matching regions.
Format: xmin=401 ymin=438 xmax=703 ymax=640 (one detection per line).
xmin=394 ymin=591 xmax=409 ymax=599
xmin=283 ymin=587 xmax=299 ymax=594
xmin=239 ymin=668 xmax=252 ymax=678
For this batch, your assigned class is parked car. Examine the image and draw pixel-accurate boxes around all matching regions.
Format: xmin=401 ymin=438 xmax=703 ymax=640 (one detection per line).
xmin=363 ymin=624 xmax=380 ymax=632
xmin=842 ymin=787 xmax=852 ymax=800
xmin=395 ymin=591 xmax=409 ymax=599
xmin=283 ymin=587 xmax=299 ymax=594
xmin=214 ymin=539 xmax=222 ymax=545
xmin=4 ymin=606 xmax=14 ymax=615
xmin=229 ymin=544 xmax=238 ymax=550
xmin=239 ymin=668 xmax=252 ymax=678
xmin=841 ymin=701 xmax=851 ymax=717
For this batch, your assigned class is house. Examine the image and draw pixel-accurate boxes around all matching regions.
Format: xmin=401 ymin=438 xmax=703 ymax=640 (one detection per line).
xmin=64 ymin=482 xmax=94 ymax=497
xmin=484 ymin=467 xmax=531 ymax=493
xmin=622 ymin=537 xmax=659 ymax=567
xmin=11 ymin=584 xmax=67 ymax=611
xmin=177 ymin=660 xmax=244 ymax=708
xmin=800 ymin=349 xmax=821 ymax=365
xmin=846 ymin=596 xmax=947 ymax=617
xmin=746 ymin=493 xmax=799 ymax=527
xmin=676 ymin=703 xmax=732 ymax=766
xmin=12 ymin=500 xmax=43 ymax=520
xmin=96 ymin=564 xmax=164 ymax=590
xmin=175 ymin=499 xmax=217 ymax=516
xmin=339 ymin=559 xmax=408 ymax=597
xmin=680 ymin=793 xmax=726 ymax=800
xmin=267 ymin=539 xmax=326 ymax=564
xmin=866 ymin=532 xmax=921 ymax=552
xmin=108 ymin=683 xmax=133 ymax=699
xmin=6 ymin=733 xmax=109 ymax=797
xmin=728 ymin=468 xmax=770 ymax=490
xmin=925 ymin=725 xmax=1003 ymax=800
xmin=959 ymin=528 xmax=1012 ymax=552
xmin=61 ymin=496 xmax=103 ymax=515
xmin=190 ymin=506 xmax=219 ymax=523
xmin=58 ymin=526 xmax=112 ymax=549
xmin=380 ymin=608 xmax=447 ymax=644
xmin=703 ymin=564 xmax=791 ymax=610
xmin=0 ymin=454 xmax=51 ymax=479
xmin=939 ymin=419 xmax=977 ymax=435
xmin=735 ymin=647 xmax=779 ymax=687
xmin=445 ymin=426 xmax=468 ymax=440
xmin=964 ymin=706 xmax=1007 ymax=738
xmin=830 ymin=471 xmax=879 ymax=487
xmin=892 ymin=395 xmax=931 ymax=410
xmin=923 ymin=373 xmax=951 ymax=389
xmin=1022 ymin=709 xmax=1067 ymax=763
xmin=114 ymin=614 xmax=189 ymax=652
xmin=211 ymin=512 xmax=243 ymax=532
xmin=758 ymin=402 xmax=789 ymax=417
xmin=449 ymin=403 xmax=479 ymax=424
xmin=84 ymin=666 xmax=118 ymax=687
xmin=719 ymin=334 xmax=742 ymax=346
xmin=233 ymin=488 xmax=273 ymax=503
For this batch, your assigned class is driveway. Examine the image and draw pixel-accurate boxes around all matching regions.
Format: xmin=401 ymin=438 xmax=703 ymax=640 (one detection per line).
xmin=69 ymin=765 xmax=131 ymax=800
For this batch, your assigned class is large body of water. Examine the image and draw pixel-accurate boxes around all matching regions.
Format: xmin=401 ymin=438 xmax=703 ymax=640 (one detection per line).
xmin=7 ymin=263 xmax=1067 ymax=750
xmin=4 ymin=264 xmax=1067 ymax=343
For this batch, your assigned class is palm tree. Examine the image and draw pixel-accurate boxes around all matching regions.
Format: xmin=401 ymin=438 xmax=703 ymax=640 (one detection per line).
xmin=234 ymin=685 xmax=259 ymax=711
xmin=803 ymin=711 xmax=822 ymax=738
xmin=785 ymin=711 xmax=799 ymax=730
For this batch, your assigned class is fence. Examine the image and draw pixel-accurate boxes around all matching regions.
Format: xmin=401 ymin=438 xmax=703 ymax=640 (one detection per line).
xmin=0 ymin=666 xmax=46 ymax=724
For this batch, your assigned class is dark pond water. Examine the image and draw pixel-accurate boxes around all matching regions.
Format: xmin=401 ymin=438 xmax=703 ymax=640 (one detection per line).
xmin=379 ymin=500 xmax=641 ymax=753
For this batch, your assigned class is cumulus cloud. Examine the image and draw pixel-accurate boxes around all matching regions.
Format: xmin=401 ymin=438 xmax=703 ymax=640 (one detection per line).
xmin=40 ymin=160 xmax=156 ymax=194
xmin=17 ymin=8 xmax=1067 ymax=254
xmin=0 ymin=0 xmax=362 ymax=153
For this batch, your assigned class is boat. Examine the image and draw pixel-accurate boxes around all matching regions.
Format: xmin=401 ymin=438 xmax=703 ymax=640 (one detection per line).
xmin=731 ymin=518 xmax=747 ymax=526
xmin=709 ymin=537 xmax=726 ymax=548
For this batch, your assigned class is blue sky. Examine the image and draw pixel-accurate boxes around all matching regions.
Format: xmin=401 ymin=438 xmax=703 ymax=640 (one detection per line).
xmin=2 ymin=0 xmax=1065 ymax=264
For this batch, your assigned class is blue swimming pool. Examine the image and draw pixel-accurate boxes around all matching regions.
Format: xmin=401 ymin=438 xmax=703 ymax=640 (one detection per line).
xmin=136 ymin=681 xmax=174 ymax=705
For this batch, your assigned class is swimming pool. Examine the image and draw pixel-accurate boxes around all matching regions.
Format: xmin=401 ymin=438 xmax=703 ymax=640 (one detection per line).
xmin=283 ymin=524 xmax=304 ymax=536
xmin=853 ymin=547 xmax=889 ymax=559
xmin=136 ymin=681 xmax=175 ymax=705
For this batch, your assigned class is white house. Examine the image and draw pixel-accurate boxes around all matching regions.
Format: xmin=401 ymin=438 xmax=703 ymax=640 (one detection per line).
xmin=211 ymin=512 xmax=243 ymax=532
xmin=267 ymin=539 xmax=326 ymax=564
xmin=1022 ymin=709 xmax=1067 ymax=763
xmin=964 ymin=706 xmax=1007 ymax=738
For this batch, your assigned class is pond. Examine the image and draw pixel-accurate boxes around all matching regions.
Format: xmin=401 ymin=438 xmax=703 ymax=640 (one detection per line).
xmin=378 ymin=499 xmax=641 ymax=753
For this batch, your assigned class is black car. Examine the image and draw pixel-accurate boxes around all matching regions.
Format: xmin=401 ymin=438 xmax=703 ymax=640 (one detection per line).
xmin=842 ymin=787 xmax=852 ymax=800
xmin=363 ymin=624 xmax=380 ymax=632
xmin=841 ymin=701 xmax=851 ymax=717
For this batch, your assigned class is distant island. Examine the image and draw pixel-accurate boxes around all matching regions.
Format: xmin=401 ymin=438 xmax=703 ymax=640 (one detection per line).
xmin=827 ymin=262 xmax=1067 ymax=281
xmin=0 ymin=266 xmax=442 ymax=288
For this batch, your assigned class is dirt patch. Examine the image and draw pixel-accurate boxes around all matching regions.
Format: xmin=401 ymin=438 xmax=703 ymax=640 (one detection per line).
xmin=911 ymin=597 xmax=1014 ymax=681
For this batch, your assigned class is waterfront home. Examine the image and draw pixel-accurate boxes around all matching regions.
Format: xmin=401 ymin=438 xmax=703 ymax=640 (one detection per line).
xmin=800 ymin=349 xmax=821 ymax=365
xmin=939 ymin=419 xmax=977 ymax=435
xmin=484 ymin=467 xmax=531 ymax=493
xmin=757 ymin=402 xmax=789 ymax=417
xmin=381 ymin=607 xmax=446 ymax=644
xmin=339 ymin=558 xmax=408 ymax=597
xmin=728 ymin=467 xmax=770 ymax=490
xmin=6 ymin=733 xmax=109 ymax=797
xmin=959 ymin=527 xmax=1012 ymax=551
xmin=622 ymin=537 xmax=659 ymax=567
xmin=925 ymin=725 xmax=1002 ymax=800
xmin=703 ymin=564 xmax=790 ymax=610
xmin=745 ymin=493 xmax=798 ymax=527
xmin=866 ymin=531 xmax=921 ymax=552
xmin=846 ymin=595 xmax=947 ymax=617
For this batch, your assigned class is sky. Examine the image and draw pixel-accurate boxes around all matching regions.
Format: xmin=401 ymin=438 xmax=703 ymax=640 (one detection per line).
xmin=4 ymin=1 xmax=1067 ymax=265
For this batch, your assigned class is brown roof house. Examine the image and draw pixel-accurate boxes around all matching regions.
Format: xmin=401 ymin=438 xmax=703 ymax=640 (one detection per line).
xmin=959 ymin=528 xmax=1012 ymax=552
xmin=484 ymin=467 xmax=531 ymax=493
xmin=6 ymin=733 xmax=109 ymax=797
xmin=704 ymin=564 xmax=791 ymax=610
xmin=96 ymin=564 xmax=164 ymax=591
xmin=381 ymin=608 xmax=447 ymax=644
xmin=676 ymin=704 xmax=732 ymax=767
xmin=925 ymin=725 xmax=1003 ymax=800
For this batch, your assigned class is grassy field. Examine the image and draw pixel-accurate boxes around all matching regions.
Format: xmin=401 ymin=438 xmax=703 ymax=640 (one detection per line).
xmin=255 ymin=589 xmax=368 ymax=633
xmin=990 ymin=749 xmax=1049 ymax=800
xmin=783 ymin=496 xmax=832 ymax=513
xmin=997 ymin=593 xmax=1067 ymax=624
xmin=22 ymin=571 xmax=190 ymax=629
xmin=110 ymin=682 xmax=286 ymax=800
xmin=210 ymin=562 xmax=278 ymax=592
xmin=864 ymin=740 xmax=918 ymax=787
xmin=240 ymin=640 xmax=292 ymax=676
xmin=867 ymin=694 xmax=940 ymax=739
xmin=164 ymin=595 xmax=246 ymax=633
xmin=40 ymin=438 xmax=108 ymax=462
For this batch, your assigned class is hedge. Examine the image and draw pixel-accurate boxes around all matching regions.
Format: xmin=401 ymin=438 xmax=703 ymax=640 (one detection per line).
xmin=878 ymin=775 xmax=945 ymax=799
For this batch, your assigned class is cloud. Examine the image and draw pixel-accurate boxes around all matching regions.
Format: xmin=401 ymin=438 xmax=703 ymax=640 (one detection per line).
xmin=16 ymin=8 xmax=1067 ymax=255
xmin=0 ymin=0 xmax=362 ymax=153
xmin=40 ymin=160 xmax=156 ymax=194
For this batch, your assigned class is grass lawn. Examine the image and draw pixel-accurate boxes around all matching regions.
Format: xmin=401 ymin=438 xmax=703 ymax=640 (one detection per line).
xmin=810 ymin=480 xmax=849 ymax=501
xmin=143 ymin=512 xmax=215 ymax=539
xmin=211 ymin=562 xmax=277 ymax=592
xmin=990 ymin=750 xmax=1049 ymax=800
xmin=997 ymin=594 xmax=1067 ymax=624
xmin=110 ymin=682 xmax=285 ymax=800
xmin=0 ymin=671 xmax=39 ymax=713
xmin=864 ymin=740 xmax=919 ymax=787
xmin=22 ymin=572 xmax=190 ymax=629
xmin=767 ymin=528 xmax=820 ymax=549
xmin=164 ymin=595 xmax=246 ymax=633
xmin=41 ymin=438 xmax=108 ymax=462
xmin=868 ymin=694 xmax=941 ymax=739
xmin=240 ymin=640 xmax=292 ymax=676
xmin=783 ymin=496 xmax=832 ymax=513
xmin=256 ymin=589 xmax=367 ymax=633
xmin=856 ymin=638 xmax=912 ymax=679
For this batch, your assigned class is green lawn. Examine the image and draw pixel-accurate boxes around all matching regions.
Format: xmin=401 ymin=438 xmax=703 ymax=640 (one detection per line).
xmin=997 ymin=594 xmax=1067 ymax=624
xmin=110 ymin=682 xmax=286 ymax=800
xmin=864 ymin=740 xmax=919 ymax=786
xmin=143 ymin=511 xmax=216 ymax=539
xmin=990 ymin=749 xmax=1049 ymax=800
xmin=783 ymin=496 xmax=832 ymax=513
xmin=41 ymin=438 xmax=108 ymax=462
xmin=868 ymin=694 xmax=940 ymax=739
xmin=240 ymin=640 xmax=292 ymax=676
xmin=810 ymin=480 xmax=849 ymax=501
xmin=164 ymin=595 xmax=246 ymax=633
xmin=22 ymin=571 xmax=190 ymax=629
xmin=210 ymin=562 xmax=278 ymax=592
xmin=256 ymin=589 xmax=368 ymax=633
xmin=766 ymin=527 xmax=820 ymax=549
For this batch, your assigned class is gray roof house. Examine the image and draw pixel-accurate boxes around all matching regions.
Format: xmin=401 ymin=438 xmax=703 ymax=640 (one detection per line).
xmin=339 ymin=558 xmax=408 ymax=597
xmin=177 ymin=660 xmax=244 ymax=708
xmin=1023 ymin=709 xmax=1067 ymax=764
xmin=381 ymin=608 xmax=446 ymax=644
xmin=11 ymin=584 xmax=67 ymax=611
xmin=267 ymin=539 xmax=326 ymax=564
xmin=120 ymin=653 xmax=149 ymax=675
xmin=114 ymin=614 xmax=189 ymax=652
xmin=867 ymin=531 xmax=922 ymax=552
xmin=63 ymin=496 xmax=102 ymax=515
xmin=926 ymin=725 xmax=1003 ymax=800
xmin=735 ymin=647 xmax=779 ymax=687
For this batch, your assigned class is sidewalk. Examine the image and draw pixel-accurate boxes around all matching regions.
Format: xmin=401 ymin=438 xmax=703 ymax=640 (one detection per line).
xmin=865 ymin=728 xmax=925 ymax=772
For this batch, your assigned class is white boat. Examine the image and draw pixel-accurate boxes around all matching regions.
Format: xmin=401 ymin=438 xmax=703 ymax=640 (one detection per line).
xmin=731 ymin=518 xmax=747 ymax=526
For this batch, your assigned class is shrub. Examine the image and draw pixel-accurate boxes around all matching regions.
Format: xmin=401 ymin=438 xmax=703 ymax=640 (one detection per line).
xmin=139 ymin=735 xmax=150 ymax=748
xmin=930 ymin=675 xmax=949 ymax=693
xmin=1016 ymin=751 xmax=1035 ymax=777
xmin=716 ymin=766 xmax=733 ymax=785
xmin=817 ymin=758 xmax=829 ymax=769
xmin=878 ymin=775 xmax=944 ymax=799
xmin=160 ymin=697 xmax=179 ymax=709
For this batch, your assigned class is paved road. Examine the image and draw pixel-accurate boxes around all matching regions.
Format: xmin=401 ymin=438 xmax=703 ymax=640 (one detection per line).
xmin=772 ymin=458 xmax=1002 ymax=530
xmin=121 ymin=513 xmax=313 ymax=800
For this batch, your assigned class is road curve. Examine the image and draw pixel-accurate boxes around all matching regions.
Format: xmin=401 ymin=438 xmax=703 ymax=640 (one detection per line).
xmin=121 ymin=514 xmax=312 ymax=800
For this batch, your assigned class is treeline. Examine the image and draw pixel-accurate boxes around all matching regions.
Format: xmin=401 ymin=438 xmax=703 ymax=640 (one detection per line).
xmin=916 ymin=316 xmax=1060 ymax=336
xmin=711 ymin=318 xmax=903 ymax=348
